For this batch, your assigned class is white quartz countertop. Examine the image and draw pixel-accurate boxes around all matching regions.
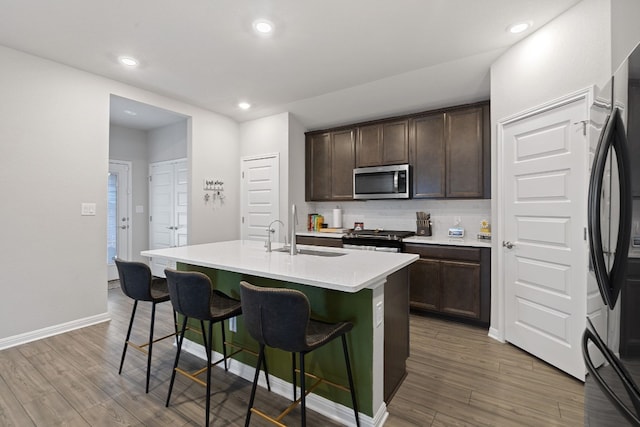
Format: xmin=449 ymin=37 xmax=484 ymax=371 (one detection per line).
xmin=403 ymin=235 xmax=492 ymax=248
xmin=141 ymin=240 xmax=418 ymax=293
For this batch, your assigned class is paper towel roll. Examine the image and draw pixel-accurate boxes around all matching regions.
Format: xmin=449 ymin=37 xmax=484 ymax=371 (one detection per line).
xmin=332 ymin=208 xmax=342 ymax=228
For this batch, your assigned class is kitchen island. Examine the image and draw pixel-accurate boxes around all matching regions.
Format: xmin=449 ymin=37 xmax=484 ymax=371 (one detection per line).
xmin=142 ymin=240 xmax=418 ymax=427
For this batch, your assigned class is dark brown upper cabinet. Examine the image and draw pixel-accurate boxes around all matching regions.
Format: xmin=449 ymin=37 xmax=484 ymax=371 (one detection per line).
xmin=409 ymin=113 xmax=446 ymax=198
xmin=445 ymin=106 xmax=485 ymax=198
xmin=356 ymin=119 xmax=409 ymax=167
xmin=305 ymin=101 xmax=489 ymax=201
xmin=305 ymin=128 xmax=355 ymax=201
xmin=410 ymin=102 xmax=489 ymax=199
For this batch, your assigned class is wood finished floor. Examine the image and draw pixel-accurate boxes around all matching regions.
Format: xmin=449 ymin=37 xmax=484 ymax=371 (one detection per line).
xmin=0 ymin=286 xmax=584 ymax=426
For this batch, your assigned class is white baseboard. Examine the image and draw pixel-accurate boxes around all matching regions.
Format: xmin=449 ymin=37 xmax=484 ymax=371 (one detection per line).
xmin=180 ymin=338 xmax=385 ymax=427
xmin=488 ymin=326 xmax=505 ymax=343
xmin=0 ymin=312 xmax=111 ymax=351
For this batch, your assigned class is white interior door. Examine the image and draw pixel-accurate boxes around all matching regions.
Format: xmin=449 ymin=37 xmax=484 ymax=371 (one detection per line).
xmin=241 ymin=154 xmax=280 ymax=242
xmin=149 ymin=159 xmax=188 ymax=277
xmin=107 ymin=161 xmax=131 ymax=281
xmin=501 ymin=92 xmax=592 ymax=380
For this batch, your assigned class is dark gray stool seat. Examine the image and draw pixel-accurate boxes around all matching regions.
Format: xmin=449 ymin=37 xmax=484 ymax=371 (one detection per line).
xmin=115 ymin=258 xmax=177 ymax=393
xmin=240 ymin=281 xmax=359 ymax=426
xmin=165 ymin=269 xmax=269 ymax=426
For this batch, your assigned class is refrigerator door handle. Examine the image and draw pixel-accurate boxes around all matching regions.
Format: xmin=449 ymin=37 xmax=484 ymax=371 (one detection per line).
xmin=587 ymin=107 xmax=633 ymax=309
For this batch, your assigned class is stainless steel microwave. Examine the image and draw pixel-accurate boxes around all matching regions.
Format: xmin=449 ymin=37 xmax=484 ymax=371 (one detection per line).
xmin=353 ymin=164 xmax=411 ymax=199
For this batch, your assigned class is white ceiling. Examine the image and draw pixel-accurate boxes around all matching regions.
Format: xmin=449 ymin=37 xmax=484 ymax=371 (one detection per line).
xmin=0 ymin=0 xmax=581 ymax=131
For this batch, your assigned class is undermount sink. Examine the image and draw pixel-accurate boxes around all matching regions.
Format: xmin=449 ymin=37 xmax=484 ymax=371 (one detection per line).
xmin=273 ymin=247 xmax=346 ymax=257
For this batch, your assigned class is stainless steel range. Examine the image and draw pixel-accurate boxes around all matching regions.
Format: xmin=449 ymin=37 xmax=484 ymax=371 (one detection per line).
xmin=342 ymin=229 xmax=415 ymax=252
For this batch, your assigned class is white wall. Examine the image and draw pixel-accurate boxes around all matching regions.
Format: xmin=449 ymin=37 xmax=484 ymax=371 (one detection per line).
xmin=611 ymin=0 xmax=640 ymax=74
xmin=489 ymin=0 xmax=640 ymax=341
xmin=109 ymin=124 xmax=149 ymax=263
xmin=239 ymin=112 xmax=290 ymax=234
xmin=288 ymin=114 xmax=307 ymax=230
xmin=489 ymin=0 xmax=612 ymax=338
xmin=0 ymin=44 xmax=240 ymax=345
xmin=148 ymin=120 xmax=188 ymax=163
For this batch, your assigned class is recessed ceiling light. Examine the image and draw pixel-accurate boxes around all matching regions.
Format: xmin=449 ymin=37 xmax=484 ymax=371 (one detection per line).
xmin=118 ymin=56 xmax=139 ymax=67
xmin=253 ymin=19 xmax=274 ymax=35
xmin=507 ymin=21 xmax=531 ymax=34
xmin=238 ymin=102 xmax=251 ymax=110
xmin=123 ymin=109 xmax=137 ymax=116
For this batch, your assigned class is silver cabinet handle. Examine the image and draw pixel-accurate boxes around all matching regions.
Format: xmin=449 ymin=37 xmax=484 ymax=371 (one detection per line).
xmin=503 ymin=241 xmax=514 ymax=249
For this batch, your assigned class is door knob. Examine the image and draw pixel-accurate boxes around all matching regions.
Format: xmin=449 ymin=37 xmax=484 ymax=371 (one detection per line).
xmin=120 ymin=225 xmax=127 ymax=229
xmin=503 ymin=241 xmax=514 ymax=249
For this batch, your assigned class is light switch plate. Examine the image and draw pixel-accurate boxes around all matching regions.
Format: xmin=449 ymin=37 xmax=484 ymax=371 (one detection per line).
xmin=81 ymin=202 xmax=96 ymax=216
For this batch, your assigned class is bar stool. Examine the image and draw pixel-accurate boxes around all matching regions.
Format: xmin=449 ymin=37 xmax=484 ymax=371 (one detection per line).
xmin=164 ymin=269 xmax=270 ymax=426
xmin=239 ymin=281 xmax=360 ymax=427
xmin=115 ymin=258 xmax=177 ymax=393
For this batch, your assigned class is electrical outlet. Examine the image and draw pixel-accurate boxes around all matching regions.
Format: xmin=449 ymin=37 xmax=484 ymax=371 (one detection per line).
xmin=229 ymin=316 xmax=237 ymax=332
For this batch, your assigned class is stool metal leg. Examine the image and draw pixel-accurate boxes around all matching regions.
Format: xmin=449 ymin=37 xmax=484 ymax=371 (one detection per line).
xmin=119 ymin=300 xmax=138 ymax=375
xmin=292 ymin=352 xmax=297 ymax=400
xmin=166 ymin=316 xmax=189 ymax=407
xmin=172 ymin=310 xmax=179 ymax=346
xmin=300 ymin=352 xmax=306 ymax=427
xmin=342 ymin=335 xmax=360 ymax=426
xmin=146 ymin=301 xmax=157 ymax=393
xmin=262 ymin=351 xmax=271 ymax=392
xmin=205 ymin=320 xmax=214 ymax=427
xmin=220 ymin=321 xmax=228 ymax=371
xmin=245 ymin=343 xmax=265 ymax=427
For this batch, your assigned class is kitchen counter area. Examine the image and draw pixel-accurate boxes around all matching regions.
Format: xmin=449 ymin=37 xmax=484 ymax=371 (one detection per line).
xmin=142 ymin=240 xmax=418 ymax=426
xmin=297 ymin=231 xmax=492 ymax=248
xmin=403 ymin=235 xmax=492 ymax=248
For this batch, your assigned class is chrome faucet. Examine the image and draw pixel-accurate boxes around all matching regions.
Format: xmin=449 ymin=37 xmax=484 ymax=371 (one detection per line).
xmin=290 ymin=204 xmax=298 ymax=255
xmin=265 ymin=219 xmax=284 ymax=252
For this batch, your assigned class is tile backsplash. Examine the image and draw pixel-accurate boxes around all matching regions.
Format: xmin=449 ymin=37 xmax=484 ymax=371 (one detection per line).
xmin=307 ymin=199 xmax=491 ymax=239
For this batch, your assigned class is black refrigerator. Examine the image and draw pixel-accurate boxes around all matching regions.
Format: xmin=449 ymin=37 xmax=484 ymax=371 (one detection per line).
xmin=583 ymin=41 xmax=640 ymax=425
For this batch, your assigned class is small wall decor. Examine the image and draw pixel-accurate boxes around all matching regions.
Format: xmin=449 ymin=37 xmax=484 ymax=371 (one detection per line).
xmin=203 ymin=179 xmax=225 ymax=207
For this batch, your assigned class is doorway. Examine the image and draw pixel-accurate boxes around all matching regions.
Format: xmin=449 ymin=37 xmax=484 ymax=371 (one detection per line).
xmin=107 ymin=161 xmax=132 ymax=281
xmin=109 ymin=94 xmax=189 ymax=282
xmin=498 ymin=89 xmax=592 ymax=380
xmin=241 ymin=153 xmax=280 ymax=242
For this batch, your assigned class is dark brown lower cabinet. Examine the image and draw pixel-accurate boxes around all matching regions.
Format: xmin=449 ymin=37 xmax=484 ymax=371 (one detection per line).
xmin=295 ymin=235 xmax=343 ymax=247
xmin=405 ymin=243 xmax=490 ymax=324
xmin=620 ymin=258 xmax=640 ymax=357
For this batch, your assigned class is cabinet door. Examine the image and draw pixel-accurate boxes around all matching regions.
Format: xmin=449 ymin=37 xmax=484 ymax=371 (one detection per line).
xmin=356 ymin=124 xmax=383 ymax=167
xmin=440 ymin=260 xmax=480 ymax=319
xmin=446 ymin=107 xmax=484 ymax=198
xmin=382 ymin=120 xmax=409 ymax=165
xmin=410 ymin=113 xmax=445 ymax=198
xmin=331 ymin=129 xmax=356 ymax=200
xmin=409 ymin=258 xmax=440 ymax=311
xmin=306 ymin=133 xmax=332 ymax=201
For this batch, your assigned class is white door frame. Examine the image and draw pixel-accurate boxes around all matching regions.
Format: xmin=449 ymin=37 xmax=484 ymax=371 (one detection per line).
xmin=492 ymin=87 xmax=594 ymax=343
xmin=108 ymin=160 xmax=132 ymax=280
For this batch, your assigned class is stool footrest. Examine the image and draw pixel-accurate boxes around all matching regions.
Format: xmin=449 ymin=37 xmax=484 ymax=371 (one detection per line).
xmin=251 ymin=373 xmax=350 ymax=425
xmin=173 ymin=345 xmax=257 ymax=387
xmin=126 ymin=328 xmax=177 ymax=355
